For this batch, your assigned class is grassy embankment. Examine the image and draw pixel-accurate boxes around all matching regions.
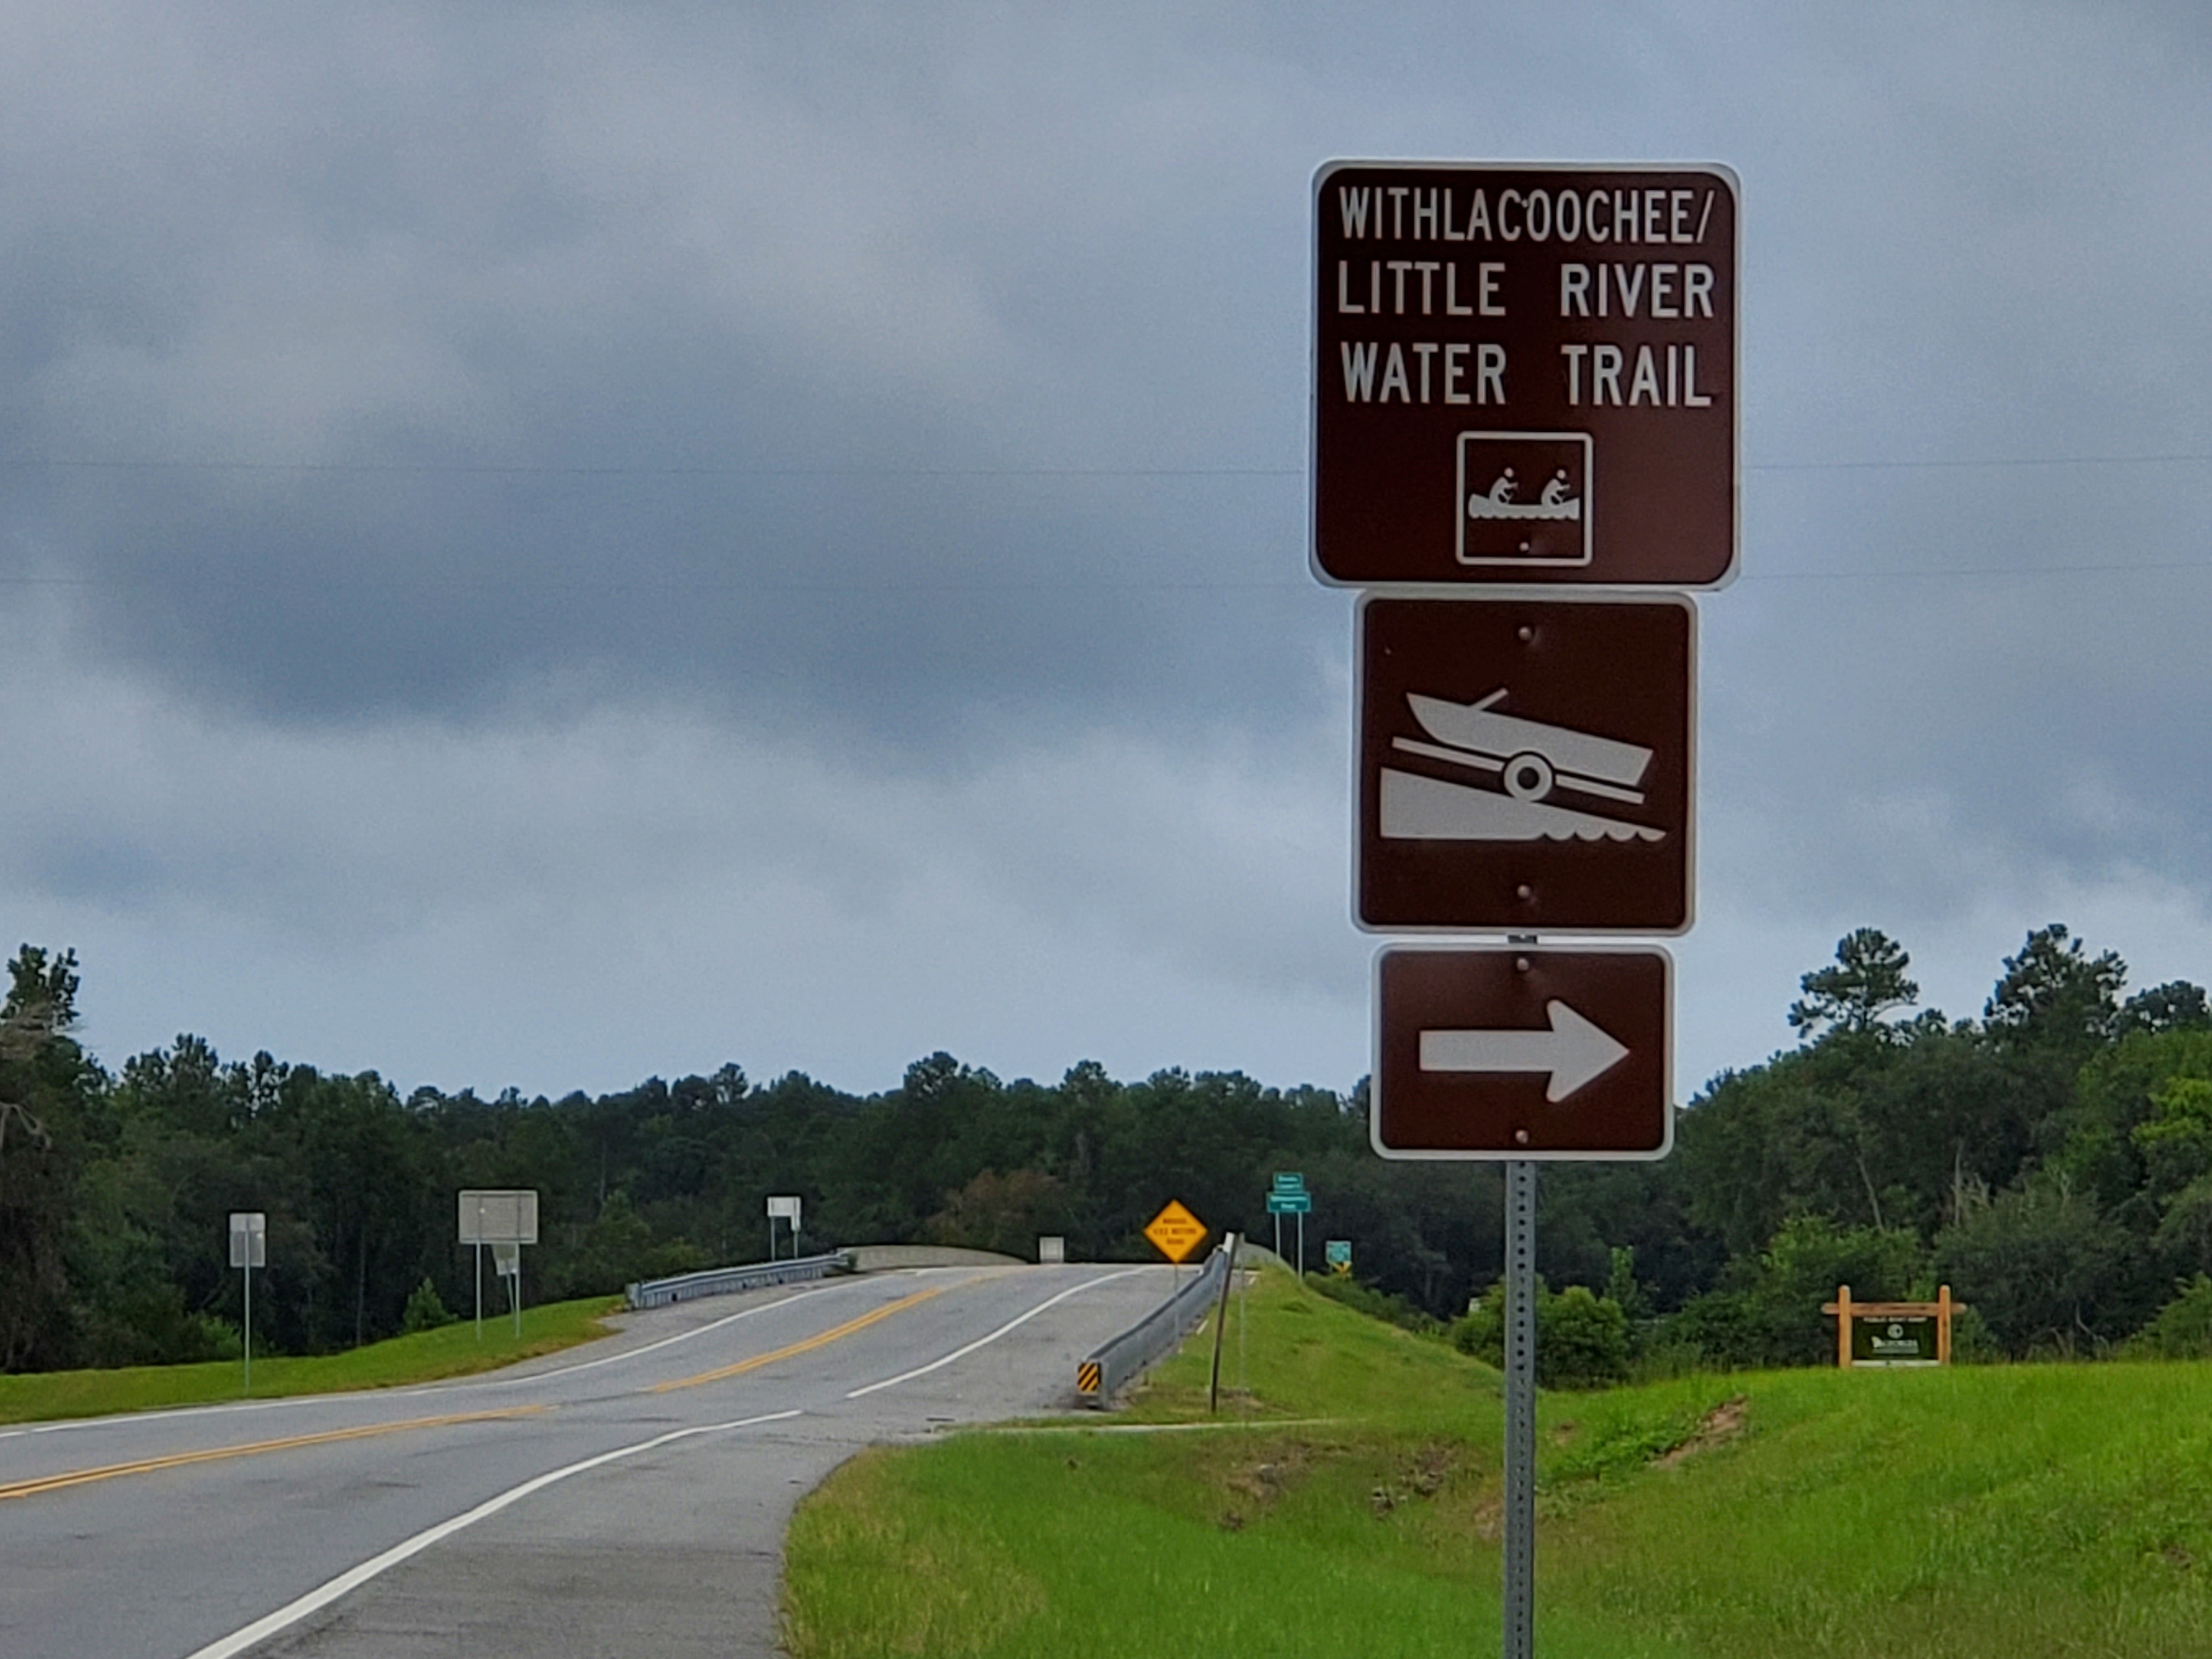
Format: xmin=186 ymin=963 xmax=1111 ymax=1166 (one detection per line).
xmin=0 ymin=1295 xmax=624 ymax=1425
xmin=783 ymin=1265 xmax=2212 ymax=1658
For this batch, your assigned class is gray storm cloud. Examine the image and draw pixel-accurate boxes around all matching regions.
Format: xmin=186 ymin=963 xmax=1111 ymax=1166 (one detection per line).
xmin=3 ymin=1 xmax=2210 ymax=1093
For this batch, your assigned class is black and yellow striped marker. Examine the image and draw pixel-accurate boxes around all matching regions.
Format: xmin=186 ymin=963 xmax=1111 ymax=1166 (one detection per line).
xmin=1076 ymin=1359 xmax=1102 ymax=1395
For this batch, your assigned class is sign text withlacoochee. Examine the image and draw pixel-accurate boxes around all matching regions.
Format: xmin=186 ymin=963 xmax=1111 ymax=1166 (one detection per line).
xmin=1329 ymin=184 xmax=1722 ymax=410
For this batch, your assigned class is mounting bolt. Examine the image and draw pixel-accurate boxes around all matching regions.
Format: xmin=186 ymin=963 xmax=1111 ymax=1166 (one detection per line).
xmin=1514 ymin=1128 xmax=1531 ymax=1145
xmin=1517 ymin=624 xmax=1534 ymax=642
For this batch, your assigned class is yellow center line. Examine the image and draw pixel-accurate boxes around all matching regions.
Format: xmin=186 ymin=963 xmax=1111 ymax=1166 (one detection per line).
xmin=651 ymin=1284 xmax=945 ymax=1392
xmin=0 ymin=1406 xmax=548 ymax=1503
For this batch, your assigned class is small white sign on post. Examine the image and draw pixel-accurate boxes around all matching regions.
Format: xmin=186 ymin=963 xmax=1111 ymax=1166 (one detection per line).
xmin=1037 ymin=1235 xmax=1066 ymax=1265
xmin=766 ymin=1195 xmax=802 ymax=1261
xmin=490 ymin=1240 xmax=523 ymax=1336
xmin=229 ymin=1211 xmax=266 ymax=1268
xmin=228 ymin=1212 xmax=265 ymax=1393
xmin=458 ymin=1190 xmax=539 ymax=1340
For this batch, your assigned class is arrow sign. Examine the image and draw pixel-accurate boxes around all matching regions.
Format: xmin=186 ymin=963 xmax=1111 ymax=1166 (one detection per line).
xmin=1372 ymin=945 xmax=1670 ymax=1160
xmin=1418 ymin=1000 xmax=1629 ymax=1103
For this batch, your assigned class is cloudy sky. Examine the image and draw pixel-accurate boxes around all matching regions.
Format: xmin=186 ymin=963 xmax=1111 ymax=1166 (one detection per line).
xmin=4 ymin=3 xmax=2210 ymax=1105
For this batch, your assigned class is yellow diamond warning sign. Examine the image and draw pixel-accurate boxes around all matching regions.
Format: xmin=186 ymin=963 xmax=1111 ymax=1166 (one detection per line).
xmin=1142 ymin=1200 xmax=1207 ymax=1263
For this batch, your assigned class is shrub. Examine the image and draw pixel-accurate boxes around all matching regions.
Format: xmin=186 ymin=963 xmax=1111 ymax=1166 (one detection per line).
xmin=401 ymin=1276 xmax=454 ymax=1334
xmin=1448 ymin=1278 xmax=1630 ymax=1388
xmin=2128 ymin=1274 xmax=2212 ymax=1358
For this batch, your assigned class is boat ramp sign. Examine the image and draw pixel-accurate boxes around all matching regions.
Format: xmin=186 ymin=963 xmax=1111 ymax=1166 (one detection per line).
xmin=1372 ymin=945 xmax=1672 ymax=1159
xmin=1311 ymin=161 xmax=1738 ymax=589
xmin=1357 ymin=594 xmax=1692 ymax=933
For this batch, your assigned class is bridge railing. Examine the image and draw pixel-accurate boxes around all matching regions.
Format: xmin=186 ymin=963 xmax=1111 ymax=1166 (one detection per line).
xmin=1075 ymin=1244 xmax=1232 ymax=1408
xmin=625 ymin=1250 xmax=853 ymax=1310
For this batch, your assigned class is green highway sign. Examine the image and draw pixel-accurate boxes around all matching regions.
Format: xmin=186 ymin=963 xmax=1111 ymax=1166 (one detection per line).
xmin=1272 ymin=1172 xmax=1307 ymax=1192
xmin=1325 ymin=1239 xmax=1352 ymax=1272
xmin=1266 ymin=1192 xmax=1312 ymax=1215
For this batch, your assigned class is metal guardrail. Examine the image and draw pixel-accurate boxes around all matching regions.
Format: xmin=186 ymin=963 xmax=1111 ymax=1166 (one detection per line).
xmin=625 ymin=1250 xmax=852 ymax=1310
xmin=1076 ymin=1245 xmax=1232 ymax=1408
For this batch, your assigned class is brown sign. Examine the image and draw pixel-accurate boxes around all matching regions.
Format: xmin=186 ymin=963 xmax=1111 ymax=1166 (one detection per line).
xmin=1312 ymin=161 xmax=1737 ymax=588
xmin=1372 ymin=946 xmax=1672 ymax=1159
xmin=1357 ymin=595 xmax=1692 ymax=933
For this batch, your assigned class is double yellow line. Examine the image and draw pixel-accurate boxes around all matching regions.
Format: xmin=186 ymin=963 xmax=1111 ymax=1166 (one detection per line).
xmin=651 ymin=1284 xmax=943 ymax=1392
xmin=0 ymin=1406 xmax=545 ymax=1503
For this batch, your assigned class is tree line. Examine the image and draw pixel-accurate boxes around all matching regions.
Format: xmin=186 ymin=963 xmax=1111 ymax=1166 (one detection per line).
xmin=5 ymin=922 xmax=2212 ymax=1374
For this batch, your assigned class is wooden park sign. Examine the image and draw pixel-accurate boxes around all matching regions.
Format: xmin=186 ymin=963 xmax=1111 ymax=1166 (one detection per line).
xmin=1824 ymin=1284 xmax=1960 ymax=1369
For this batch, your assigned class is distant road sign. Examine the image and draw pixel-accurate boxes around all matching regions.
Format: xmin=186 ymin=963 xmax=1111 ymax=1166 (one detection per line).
xmin=1143 ymin=1200 xmax=1209 ymax=1263
xmin=1272 ymin=1172 xmax=1307 ymax=1193
xmin=1373 ymin=945 xmax=1672 ymax=1159
xmin=1265 ymin=1192 xmax=1313 ymax=1215
xmin=1325 ymin=1240 xmax=1352 ymax=1273
xmin=458 ymin=1190 xmax=539 ymax=1245
xmin=228 ymin=1211 xmax=265 ymax=1269
xmin=766 ymin=1195 xmax=802 ymax=1224
xmin=1357 ymin=594 xmax=1694 ymax=933
xmin=1312 ymin=161 xmax=1739 ymax=588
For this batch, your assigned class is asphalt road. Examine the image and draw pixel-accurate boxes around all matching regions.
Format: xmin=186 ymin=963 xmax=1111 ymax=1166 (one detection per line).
xmin=1 ymin=1262 xmax=1184 ymax=1658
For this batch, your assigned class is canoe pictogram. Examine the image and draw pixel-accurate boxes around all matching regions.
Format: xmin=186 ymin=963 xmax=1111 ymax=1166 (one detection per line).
xmin=1455 ymin=432 xmax=1594 ymax=565
xmin=1465 ymin=466 xmax=1582 ymax=521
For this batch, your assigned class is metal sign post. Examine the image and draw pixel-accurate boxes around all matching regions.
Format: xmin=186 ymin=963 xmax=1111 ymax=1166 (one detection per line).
xmin=229 ymin=1212 xmax=265 ymax=1394
xmin=1503 ymin=1163 xmax=1538 ymax=1659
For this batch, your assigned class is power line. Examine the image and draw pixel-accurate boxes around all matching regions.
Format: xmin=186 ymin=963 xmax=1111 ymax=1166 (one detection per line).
xmin=0 ymin=451 xmax=2208 ymax=479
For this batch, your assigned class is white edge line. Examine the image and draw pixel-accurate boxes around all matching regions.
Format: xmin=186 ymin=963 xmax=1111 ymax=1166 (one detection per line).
xmin=844 ymin=1269 xmax=1144 ymax=1399
xmin=180 ymin=1409 xmax=803 ymax=1659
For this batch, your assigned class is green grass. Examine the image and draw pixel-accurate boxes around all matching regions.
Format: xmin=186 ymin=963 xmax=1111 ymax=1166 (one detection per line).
xmin=0 ymin=1296 xmax=624 ymax=1425
xmin=783 ymin=1265 xmax=2212 ymax=1657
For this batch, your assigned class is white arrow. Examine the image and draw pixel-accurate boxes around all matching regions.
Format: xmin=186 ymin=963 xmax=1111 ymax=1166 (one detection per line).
xmin=1418 ymin=1000 xmax=1630 ymax=1103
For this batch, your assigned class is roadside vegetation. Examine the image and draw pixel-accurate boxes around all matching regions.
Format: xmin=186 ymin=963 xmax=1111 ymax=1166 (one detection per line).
xmin=11 ymin=917 xmax=2212 ymax=1382
xmin=783 ymin=1264 xmax=2212 ymax=1658
xmin=0 ymin=1294 xmax=620 ymax=1425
